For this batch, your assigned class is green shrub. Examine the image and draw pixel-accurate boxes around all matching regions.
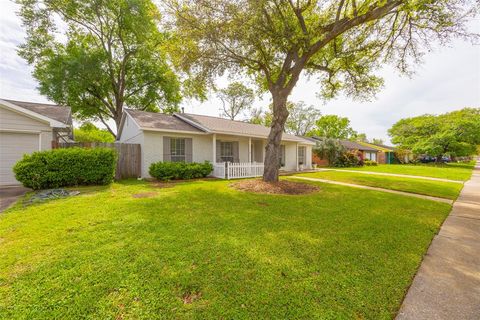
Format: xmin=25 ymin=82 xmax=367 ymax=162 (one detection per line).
xmin=364 ymin=160 xmax=378 ymax=166
xmin=149 ymin=161 xmax=213 ymax=181
xmin=13 ymin=148 xmax=117 ymax=190
xmin=333 ymin=152 xmax=362 ymax=167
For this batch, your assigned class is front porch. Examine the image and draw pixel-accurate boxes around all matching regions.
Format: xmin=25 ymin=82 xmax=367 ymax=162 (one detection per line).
xmin=210 ymin=133 xmax=311 ymax=179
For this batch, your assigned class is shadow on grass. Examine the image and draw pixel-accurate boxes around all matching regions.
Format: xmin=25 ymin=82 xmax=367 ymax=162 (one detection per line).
xmin=0 ymin=179 xmax=452 ymax=319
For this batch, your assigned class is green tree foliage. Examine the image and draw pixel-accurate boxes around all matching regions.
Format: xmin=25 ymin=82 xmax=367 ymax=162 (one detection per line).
xmin=309 ymin=115 xmax=357 ymax=139
xmin=285 ymin=102 xmax=321 ymax=136
xmin=389 ymin=108 xmax=480 ymax=159
xmin=355 ymin=133 xmax=368 ymax=143
xmin=165 ymin=0 xmax=476 ymax=181
xmin=313 ymin=137 xmax=346 ymax=165
xmin=371 ymin=138 xmax=385 ymax=145
xmin=74 ymin=122 xmax=115 ymax=143
xmin=17 ymin=0 xmax=182 ymax=136
xmin=217 ymin=82 xmax=255 ymax=120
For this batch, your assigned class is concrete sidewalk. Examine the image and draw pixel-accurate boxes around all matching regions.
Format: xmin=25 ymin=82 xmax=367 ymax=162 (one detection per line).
xmin=291 ymin=176 xmax=453 ymax=204
xmin=396 ymin=159 xmax=480 ymax=320
xmin=318 ymin=168 xmax=464 ymax=184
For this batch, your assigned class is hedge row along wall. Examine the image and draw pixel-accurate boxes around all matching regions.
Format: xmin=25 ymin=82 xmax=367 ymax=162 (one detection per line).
xmin=14 ymin=148 xmax=117 ymax=190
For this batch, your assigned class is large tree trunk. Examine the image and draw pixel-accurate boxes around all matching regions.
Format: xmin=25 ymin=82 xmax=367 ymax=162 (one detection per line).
xmin=263 ymin=92 xmax=289 ymax=182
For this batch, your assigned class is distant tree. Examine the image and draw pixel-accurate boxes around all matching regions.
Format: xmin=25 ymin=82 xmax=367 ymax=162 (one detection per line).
xmin=165 ymin=0 xmax=476 ymax=181
xmin=309 ymin=115 xmax=357 ymax=139
xmin=248 ymin=108 xmax=265 ymax=125
xmin=389 ymin=108 xmax=480 ymax=160
xmin=371 ymin=138 xmax=385 ymax=145
xmin=285 ymin=102 xmax=321 ymax=136
xmin=313 ymin=137 xmax=346 ymax=165
xmin=74 ymin=122 xmax=115 ymax=143
xmin=17 ymin=0 xmax=182 ymax=137
xmin=217 ymin=82 xmax=255 ymax=120
xmin=355 ymin=133 xmax=368 ymax=143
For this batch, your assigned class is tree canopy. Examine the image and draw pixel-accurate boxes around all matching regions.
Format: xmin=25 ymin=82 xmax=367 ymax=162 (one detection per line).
xmin=309 ymin=114 xmax=357 ymax=139
xmin=17 ymin=0 xmax=182 ymax=136
xmin=389 ymin=108 xmax=480 ymax=158
xmin=285 ymin=102 xmax=321 ymax=136
xmin=217 ymin=82 xmax=255 ymax=120
xmin=74 ymin=122 xmax=115 ymax=143
xmin=165 ymin=0 xmax=476 ymax=181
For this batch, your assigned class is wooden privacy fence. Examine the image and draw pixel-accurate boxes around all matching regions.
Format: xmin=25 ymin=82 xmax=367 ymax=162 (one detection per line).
xmin=52 ymin=142 xmax=141 ymax=180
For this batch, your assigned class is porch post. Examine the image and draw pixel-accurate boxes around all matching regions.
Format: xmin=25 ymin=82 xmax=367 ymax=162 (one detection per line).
xmin=296 ymin=143 xmax=299 ymax=171
xmin=212 ymin=133 xmax=216 ymax=164
xmin=248 ymin=137 xmax=252 ymax=163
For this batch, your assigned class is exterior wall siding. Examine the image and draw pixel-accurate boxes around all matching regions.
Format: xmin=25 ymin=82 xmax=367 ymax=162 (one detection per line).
xmin=120 ymin=124 xmax=314 ymax=178
xmin=0 ymin=105 xmax=54 ymax=151
xmin=142 ymin=132 xmax=212 ymax=178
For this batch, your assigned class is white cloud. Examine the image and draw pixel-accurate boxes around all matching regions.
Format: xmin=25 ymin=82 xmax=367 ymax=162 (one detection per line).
xmin=1 ymin=1 xmax=479 ymax=143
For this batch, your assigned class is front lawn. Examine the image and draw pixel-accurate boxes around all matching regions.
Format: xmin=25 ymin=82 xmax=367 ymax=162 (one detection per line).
xmin=336 ymin=161 xmax=475 ymax=181
xmin=295 ymin=171 xmax=464 ymax=200
xmin=0 ymin=180 xmax=451 ymax=319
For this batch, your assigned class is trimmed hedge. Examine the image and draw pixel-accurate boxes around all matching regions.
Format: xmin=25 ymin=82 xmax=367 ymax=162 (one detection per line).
xmin=364 ymin=160 xmax=378 ymax=166
xmin=13 ymin=148 xmax=117 ymax=190
xmin=149 ymin=161 xmax=213 ymax=181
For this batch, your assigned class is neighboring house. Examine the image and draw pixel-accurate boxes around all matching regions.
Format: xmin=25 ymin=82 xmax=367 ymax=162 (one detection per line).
xmin=358 ymin=142 xmax=396 ymax=164
xmin=309 ymin=137 xmax=379 ymax=166
xmin=0 ymin=99 xmax=73 ymax=186
xmin=117 ymin=109 xmax=315 ymax=178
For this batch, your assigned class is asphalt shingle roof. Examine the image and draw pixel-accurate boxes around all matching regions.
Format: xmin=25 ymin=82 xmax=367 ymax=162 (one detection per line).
xmin=125 ymin=109 xmax=313 ymax=143
xmin=4 ymin=99 xmax=71 ymax=125
xmin=179 ymin=113 xmax=311 ymax=143
xmin=309 ymin=136 xmax=378 ymax=152
xmin=126 ymin=109 xmax=203 ymax=133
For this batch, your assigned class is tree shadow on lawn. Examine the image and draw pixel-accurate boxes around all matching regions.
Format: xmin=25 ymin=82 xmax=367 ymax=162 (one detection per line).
xmin=0 ymin=181 xmax=452 ymax=319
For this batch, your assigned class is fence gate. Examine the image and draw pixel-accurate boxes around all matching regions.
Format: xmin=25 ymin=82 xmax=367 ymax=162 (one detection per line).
xmin=53 ymin=142 xmax=141 ymax=180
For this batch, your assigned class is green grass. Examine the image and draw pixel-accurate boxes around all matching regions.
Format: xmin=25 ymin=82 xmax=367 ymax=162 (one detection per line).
xmin=336 ymin=162 xmax=475 ymax=181
xmin=295 ymin=171 xmax=464 ymax=200
xmin=0 ymin=179 xmax=451 ymax=319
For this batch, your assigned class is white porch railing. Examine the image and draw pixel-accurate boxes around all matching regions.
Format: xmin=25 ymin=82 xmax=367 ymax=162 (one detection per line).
xmin=211 ymin=162 xmax=264 ymax=179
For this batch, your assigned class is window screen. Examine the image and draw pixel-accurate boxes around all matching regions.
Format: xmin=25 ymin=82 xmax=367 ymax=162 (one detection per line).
xmin=170 ymin=138 xmax=186 ymax=162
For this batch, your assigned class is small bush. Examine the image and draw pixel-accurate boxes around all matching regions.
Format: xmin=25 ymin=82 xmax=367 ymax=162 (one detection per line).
xmin=149 ymin=161 xmax=213 ymax=181
xmin=333 ymin=152 xmax=362 ymax=167
xmin=13 ymin=148 xmax=117 ymax=190
xmin=364 ymin=160 xmax=378 ymax=166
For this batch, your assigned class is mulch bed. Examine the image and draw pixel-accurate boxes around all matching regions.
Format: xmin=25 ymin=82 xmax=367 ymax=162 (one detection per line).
xmin=231 ymin=179 xmax=320 ymax=195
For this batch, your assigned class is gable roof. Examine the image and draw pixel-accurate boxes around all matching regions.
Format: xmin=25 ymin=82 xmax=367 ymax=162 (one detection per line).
xmin=125 ymin=109 xmax=203 ymax=133
xmin=309 ymin=136 xmax=378 ymax=152
xmin=122 ymin=109 xmax=314 ymax=144
xmin=177 ymin=113 xmax=312 ymax=143
xmin=358 ymin=142 xmax=395 ymax=152
xmin=338 ymin=139 xmax=378 ymax=151
xmin=1 ymin=99 xmax=71 ymax=127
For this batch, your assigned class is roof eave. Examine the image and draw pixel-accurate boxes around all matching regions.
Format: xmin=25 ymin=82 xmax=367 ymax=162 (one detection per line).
xmin=0 ymin=99 xmax=68 ymax=128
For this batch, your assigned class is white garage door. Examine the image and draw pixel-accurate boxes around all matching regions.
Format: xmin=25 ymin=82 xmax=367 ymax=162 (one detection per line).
xmin=0 ymin=132 xmax=39 ymax=186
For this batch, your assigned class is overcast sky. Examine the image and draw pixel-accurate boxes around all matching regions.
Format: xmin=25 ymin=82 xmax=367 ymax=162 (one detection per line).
xmin=1 ymin=0 xmax=479 ymax=143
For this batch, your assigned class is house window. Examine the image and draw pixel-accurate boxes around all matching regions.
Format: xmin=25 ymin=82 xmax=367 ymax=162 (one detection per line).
xmin=298 ymin=146 xmax=306 ymax=165
xmin=365 ymin=152 xmax=377 ymax=162
xmin=220 ymin=142 xmax=234 ymax=162
xmin=279 ymin=145 xmax=286 ymax=167
xmin=170 ymin=138 xmax=186 ymax=162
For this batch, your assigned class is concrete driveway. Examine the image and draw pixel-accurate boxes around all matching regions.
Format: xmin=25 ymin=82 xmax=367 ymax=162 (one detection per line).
xmin=0 ymin=186 xmax=30 ymax=212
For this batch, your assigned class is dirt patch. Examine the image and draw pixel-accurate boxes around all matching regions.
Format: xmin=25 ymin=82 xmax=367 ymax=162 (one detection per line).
xmin=256 ymin=201 xmax=270 ymax=206
xmin=182 ymin=291 xmax=202 ymax=304
xmin=132 ymin=192 xmax=157 ymax=198
xmin=231 ymin=179 xmax=320 ymax=195
xmin=149 ymin=182 xmax=176 ymax=189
